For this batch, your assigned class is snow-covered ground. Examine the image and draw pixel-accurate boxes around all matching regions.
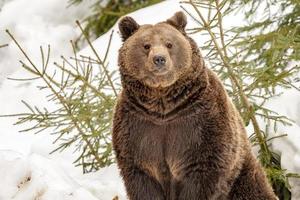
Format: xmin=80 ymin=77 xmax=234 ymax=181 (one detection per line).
xmin=0 ymin=0 xmax=94 ymax=81
xmin=0 ymin=0 xmax=300 ymax=199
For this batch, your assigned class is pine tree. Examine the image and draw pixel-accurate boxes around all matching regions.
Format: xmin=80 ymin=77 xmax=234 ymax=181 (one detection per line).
xmin=2 ymin=24 xmax=119 ymax=173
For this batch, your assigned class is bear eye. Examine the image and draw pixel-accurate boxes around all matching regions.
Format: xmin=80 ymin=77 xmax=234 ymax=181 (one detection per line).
xmin=144 ymin=44 xmax=151 ymax=50
xmin=166 ymin=42 xmax=173 ymax=49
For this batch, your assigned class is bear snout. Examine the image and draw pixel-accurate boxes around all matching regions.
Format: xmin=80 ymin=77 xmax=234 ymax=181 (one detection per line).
xmin=147 ymin=54 xmax=172 ymax=76
xmin=153 ymin=55 xmax=166 ymax=67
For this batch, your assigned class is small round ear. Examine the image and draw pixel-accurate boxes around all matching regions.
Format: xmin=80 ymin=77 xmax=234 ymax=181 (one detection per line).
xmin=118 ymin=16 xmax=140 ymax=41
xmin=166 ymin=11 xmax=187 ymax=32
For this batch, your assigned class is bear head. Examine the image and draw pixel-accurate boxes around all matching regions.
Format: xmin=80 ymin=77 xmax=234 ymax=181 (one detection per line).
xmin=118 ymin=12 xmax=194 ymax=88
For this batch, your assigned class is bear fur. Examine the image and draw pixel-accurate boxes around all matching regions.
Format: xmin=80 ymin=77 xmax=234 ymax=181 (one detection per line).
xmin=112 ymin=12 xmax=278 ymax=200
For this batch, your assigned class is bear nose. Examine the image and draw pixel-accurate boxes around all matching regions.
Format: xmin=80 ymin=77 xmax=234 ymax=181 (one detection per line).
xmin=153 ymin=55 xmax=166 ymax=67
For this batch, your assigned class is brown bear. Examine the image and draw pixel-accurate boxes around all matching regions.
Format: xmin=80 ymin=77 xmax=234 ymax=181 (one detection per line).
xmin=112 ymin=11 xmax=278 ymax=200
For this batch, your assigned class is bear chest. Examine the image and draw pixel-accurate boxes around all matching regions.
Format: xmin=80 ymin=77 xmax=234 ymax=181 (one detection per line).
xmin=129 ymin=115 xmax=203 ymax=182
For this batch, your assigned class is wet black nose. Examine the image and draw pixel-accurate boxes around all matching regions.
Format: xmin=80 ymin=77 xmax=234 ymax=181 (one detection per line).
xmin=153 ymin=55 xmax=166 ymax=66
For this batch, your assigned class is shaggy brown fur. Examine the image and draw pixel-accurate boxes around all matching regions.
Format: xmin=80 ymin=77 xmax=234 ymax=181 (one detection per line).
xmin=112 ymin=12 xmax=278 ymax=200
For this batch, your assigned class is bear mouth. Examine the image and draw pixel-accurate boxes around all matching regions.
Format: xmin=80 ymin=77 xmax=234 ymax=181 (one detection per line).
xmin=151 ymin=68 xmax=169 ymax=76
xmin=143 ymin=71 xmax=176 ymax=88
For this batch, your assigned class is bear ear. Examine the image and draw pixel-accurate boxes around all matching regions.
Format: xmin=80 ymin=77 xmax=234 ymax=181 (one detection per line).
xmin=166 ymin=11 xmax=187 ymax=32
xmin=118 ymin=16 xmax=140 ymax=41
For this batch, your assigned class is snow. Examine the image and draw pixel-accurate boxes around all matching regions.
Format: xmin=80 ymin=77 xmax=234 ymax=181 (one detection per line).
xmin=0 ymin=0 xmax=300 ymax=199
xmin=265 ymin=90 xmax=300 ymax=198
xmin=0 ymin=151 xmax=97 ymax=200
xmin=0 ymin=151 xmax=125 ymax=200
xmin=0 ymin=0 xmax=94 ymax=81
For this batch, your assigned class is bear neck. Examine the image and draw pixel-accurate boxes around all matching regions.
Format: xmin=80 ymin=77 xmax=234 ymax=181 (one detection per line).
xmin=121 ymin=54 xmax=209 ymax=123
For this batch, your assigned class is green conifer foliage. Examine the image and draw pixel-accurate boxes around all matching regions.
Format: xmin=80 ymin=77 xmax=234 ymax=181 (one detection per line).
xmin=69 ymin=0 xmax=162 ymax=42
xmin=3 ymin=26 xmax=119 ymax=173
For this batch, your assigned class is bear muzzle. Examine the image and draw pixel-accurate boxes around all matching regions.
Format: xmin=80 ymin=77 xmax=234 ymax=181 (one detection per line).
xmin=148 ymin=56 xmax=172 ymax=76
xmin=153 ymin=55 xmax=166 ymax=67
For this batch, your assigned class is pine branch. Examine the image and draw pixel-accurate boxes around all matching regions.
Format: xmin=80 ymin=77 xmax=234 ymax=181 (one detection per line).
xmin=76 ymin=21 xmax=118 ymax=97
xmin=0 ymin=44 xmax=8 ymax=48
